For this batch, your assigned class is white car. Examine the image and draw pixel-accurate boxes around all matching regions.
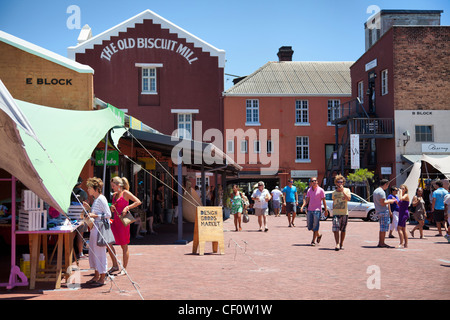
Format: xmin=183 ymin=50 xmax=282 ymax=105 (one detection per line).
xmin=321 ymin=191 xmax=378 ymax=222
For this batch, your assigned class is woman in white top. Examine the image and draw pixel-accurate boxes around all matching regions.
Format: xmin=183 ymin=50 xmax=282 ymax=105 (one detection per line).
xmin=83 ymin=177 xmax=112 ymax=287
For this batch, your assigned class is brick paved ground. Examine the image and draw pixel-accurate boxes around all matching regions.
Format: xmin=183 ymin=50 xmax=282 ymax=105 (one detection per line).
xmin=1 ymin=214 xmax=449 ymax=300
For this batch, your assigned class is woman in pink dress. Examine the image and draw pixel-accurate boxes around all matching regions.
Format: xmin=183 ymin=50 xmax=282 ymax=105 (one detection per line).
xmin=108 ymin=177 xmax=142 ymax=275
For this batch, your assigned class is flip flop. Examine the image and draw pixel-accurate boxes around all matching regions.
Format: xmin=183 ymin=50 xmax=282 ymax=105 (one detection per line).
xmin=317 ymin=234 xmax=322 ymax=243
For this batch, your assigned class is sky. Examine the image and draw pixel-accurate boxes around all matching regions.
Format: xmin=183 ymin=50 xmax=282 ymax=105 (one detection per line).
xmin=1 ymin=0 xmax=449 ymax=90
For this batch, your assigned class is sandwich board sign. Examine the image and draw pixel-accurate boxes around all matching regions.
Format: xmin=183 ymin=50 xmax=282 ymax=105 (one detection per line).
xmin=192 ymin=206 xmax=225 ymax=255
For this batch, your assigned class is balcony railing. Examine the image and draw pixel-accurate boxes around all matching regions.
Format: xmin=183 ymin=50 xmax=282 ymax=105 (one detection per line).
xmin=349 ymin=118 xmax=394 ymax=138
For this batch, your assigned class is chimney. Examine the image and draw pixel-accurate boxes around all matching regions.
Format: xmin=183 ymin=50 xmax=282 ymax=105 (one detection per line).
xmin=277 ymin=46 xmax=294 ymax=62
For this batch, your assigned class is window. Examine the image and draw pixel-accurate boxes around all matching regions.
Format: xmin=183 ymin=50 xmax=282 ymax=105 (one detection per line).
xmin=295 ymin=100 xmax=309 ymax=124
xmin=267 ymin=140 xmax=272 ymax=154
xmin=246 ymin=99 xmax=259 ymax=124
xmin=240 ymin=140 xmax=248 ymax=153
xmin=254 ymin=140 xmax=260 ymax=154
xmin=135 ymin=63 xmax=162 ymax=95
xmin=357 ymin=81 xmax=364 ymax=103
xmin=227 ymin=140 xmax=234 ymax=153
xmin=177 ymin=114 xmax=192 ymax=139
xmin=381 ymin=69 xmax=388 ymax=95
xmin=196 ymin=177 xmax=210 ymax=188
xmin=415 ymin=125 xmax=433 ymax=142
xmin=296 ymin=136 xmax=309 ymax=161
xmin=327 ymin=100 xmax=340 ymax=123
xmin=142 ymin=68 xmax=157 ymax=94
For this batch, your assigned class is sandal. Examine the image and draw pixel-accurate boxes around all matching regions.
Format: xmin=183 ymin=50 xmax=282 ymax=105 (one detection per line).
xmin=108 ymin=266 xmax=119 ymax=274
xmin=86 ymin=278 xmax=98 ymax=284
xmin=317 ymin=234 xmax=322 ymax=244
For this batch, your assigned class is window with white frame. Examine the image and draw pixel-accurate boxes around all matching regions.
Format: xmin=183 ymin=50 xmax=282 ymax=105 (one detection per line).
xmin=327 ymin=100 xmax=340 ymax=123
xmin=240 ymin=140 xmax=248 ymax=153
xmin=357 ymin=81 xmax=364 ymax=103
xmin=415 ymin=125 xmax=433 ymax=142
xmin=381 ymin=69 xmax=388 ymax=95
xmin=226 ymin=140 xmax=234 ymax=153
xmin=135 ymin=63 xmax=162 ymax=95
xmin=295 ymin=100 xmax=309 ymax=124
xmin=267 ymin=140 xmax=272 ymax=154
xmin=142 ymin=68 xmax=157 ymax=94
xmin=177 ymin=114 xmax=192 ymax=139
xmin=253 ymin=140 xmax=260 ymax=154
xmin=246 ymin=99 xmax=259 ymax=124
xmin=296 ymin=136 xmax=309 ymax=161
xmin=196 ymin=177 xmax=210 ymax=188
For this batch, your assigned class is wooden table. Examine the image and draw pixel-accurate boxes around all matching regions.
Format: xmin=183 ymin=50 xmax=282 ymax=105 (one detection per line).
xmin=16 ymin=224 xmax=81 ymax=290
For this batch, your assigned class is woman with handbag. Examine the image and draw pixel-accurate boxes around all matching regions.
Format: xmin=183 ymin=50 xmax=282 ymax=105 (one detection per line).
xmin=108 ymin=177 xmax=142 ymax=275
xmin=83 ymin=177 xmax=112 ymax=287
xmin=230 ymin=185 xmax=246 ymax=231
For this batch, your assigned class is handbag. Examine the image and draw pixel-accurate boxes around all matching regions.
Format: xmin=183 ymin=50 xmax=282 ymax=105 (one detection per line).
xmin=97 ymin=215 xmax=115 ymax=247
xmin=120 ymin=211 xmax=136 ymax=227
xmin=243 ymin=210 xmax=250 ymax=223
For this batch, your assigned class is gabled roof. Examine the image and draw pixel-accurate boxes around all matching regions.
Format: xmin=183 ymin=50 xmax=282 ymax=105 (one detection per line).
xmin=0 ymin=30 xmax=93 ymax=74
xmin=67 ymin=9 xmax=225 ymax=68
xmin=224 ymin=61 xmax=353 ymax=96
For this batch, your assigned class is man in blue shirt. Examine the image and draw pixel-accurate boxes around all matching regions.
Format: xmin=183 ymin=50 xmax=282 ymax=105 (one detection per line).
xmin=431 ymin=180 xmax=449 ymax=236
xmin=282 ymin=179 xmax=298 ymax=227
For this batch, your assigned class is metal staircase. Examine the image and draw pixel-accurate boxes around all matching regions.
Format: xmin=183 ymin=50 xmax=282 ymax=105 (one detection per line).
xmin=323 ymin=98 xmax=394 ymax=190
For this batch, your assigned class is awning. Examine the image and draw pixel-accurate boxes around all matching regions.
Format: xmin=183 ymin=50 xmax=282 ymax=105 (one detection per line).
xmin=126 ymin=129 xmax=242 ymax=173
xmin=0 ymin=79 xmax=124 ymax=213
xmin=401 ymin=154 xmax=449 ymax=165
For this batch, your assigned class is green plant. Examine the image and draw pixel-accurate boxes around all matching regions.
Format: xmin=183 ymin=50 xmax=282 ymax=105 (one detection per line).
xmin=346 ymin=168 xmax=374 ymax=200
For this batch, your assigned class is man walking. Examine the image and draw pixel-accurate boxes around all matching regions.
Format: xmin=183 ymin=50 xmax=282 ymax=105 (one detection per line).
xmin=373 ymin=179 xmax=397 ymax=248
xmin=331 ymin=174 xmax=351 ymax=251
xmin=431 ymin=180 xmax=448 ymax=236
xmin=252 ymin=181 xmax=271 ymax=232
xmin=271 ymin=186 xmax=283 ymax=217
xmin=304 ymin=177 xmax=327 ymax=246
xmin=283 ymin=179 xmax=298 ymax=227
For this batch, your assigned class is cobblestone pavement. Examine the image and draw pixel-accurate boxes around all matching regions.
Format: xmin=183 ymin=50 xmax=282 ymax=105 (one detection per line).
xmin=1 ymin=214 xmax=449 ymax=300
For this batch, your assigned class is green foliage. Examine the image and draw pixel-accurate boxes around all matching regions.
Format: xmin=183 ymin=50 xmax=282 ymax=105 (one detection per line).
xmin=346 ymin=168 xmax=374 ymax=184
xmin=293 ymin=180 xmax=307 ymax=193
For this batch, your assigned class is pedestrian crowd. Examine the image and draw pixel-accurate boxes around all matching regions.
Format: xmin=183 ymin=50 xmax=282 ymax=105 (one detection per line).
xmin=75 ymin=173 xmax=450 ymax=288
xmin=228 ymin=176 xmax=450 ymax=251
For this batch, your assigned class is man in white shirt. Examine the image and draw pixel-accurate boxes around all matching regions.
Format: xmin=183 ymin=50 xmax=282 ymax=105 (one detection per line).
xmin=252 ymin=181 xmax=271 ymax=232
xmin=271 ymin=186 xmax=283 ymax=217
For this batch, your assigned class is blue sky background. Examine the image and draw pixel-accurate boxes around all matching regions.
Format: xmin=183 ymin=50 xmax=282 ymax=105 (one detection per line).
xmin=1 ymin=0 xmax=449 ymax=89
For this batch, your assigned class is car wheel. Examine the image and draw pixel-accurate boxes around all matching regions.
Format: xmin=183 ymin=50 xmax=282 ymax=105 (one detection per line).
xmin=366 ymin=210 xmax=378 ymax=222
xmin=320 ymin=209 xmax=329 ymax=221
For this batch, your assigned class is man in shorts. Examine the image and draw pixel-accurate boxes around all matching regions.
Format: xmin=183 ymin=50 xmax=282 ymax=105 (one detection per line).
xmin=271 ymin=186 xmax=283 ymax=217
xmin=431 ymin=180 xmax=448 ymax=237
xmin=331 ymin=174 xmax=351 ymax=251
xmin=252 ymin=181 xmax=271 ymax=232
xmin=304 ymin=177 xmax=327 ymax=246
xmin=373 ymin=179 xmax=397 ymax=248
xmin=282 ymin=179 xmax=298 ymax=227
xmin=443 ymin=192 xmax=450 ymax=242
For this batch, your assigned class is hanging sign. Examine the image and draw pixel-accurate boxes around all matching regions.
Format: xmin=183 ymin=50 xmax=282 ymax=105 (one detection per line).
xmin=350 ymin=134 xmax=360 ymax=169
xmin=95 ymin=150 xmax=119 ymax=166
xmin=192 ymin=206 xmax=224 ymax=255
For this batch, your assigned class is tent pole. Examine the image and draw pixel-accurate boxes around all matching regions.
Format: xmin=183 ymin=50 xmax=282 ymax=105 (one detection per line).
xmin=175 ymin=151 xmax=187 ymax=244
xmin=102 ymin=134 xmax=108 ymax=194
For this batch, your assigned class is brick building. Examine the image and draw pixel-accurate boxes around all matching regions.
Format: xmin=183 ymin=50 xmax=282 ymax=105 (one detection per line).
xmin=68 ymin=9 xmax=226 ymax=138
xmin=0 ymin=30 xmax=94 ymax=110
xmin=330 ymin=10 xmax=450 ymax=189
xmin=224 ymin=46 xmax=352 ymax=191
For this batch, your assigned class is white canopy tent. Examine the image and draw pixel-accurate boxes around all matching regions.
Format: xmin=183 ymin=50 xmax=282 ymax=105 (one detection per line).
xmin=403 ymin=154 xmax=450 ymax=204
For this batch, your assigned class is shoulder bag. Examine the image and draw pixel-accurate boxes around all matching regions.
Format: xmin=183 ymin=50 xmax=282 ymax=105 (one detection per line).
xmin=97 ymin=215 xmax=115 ymax=247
